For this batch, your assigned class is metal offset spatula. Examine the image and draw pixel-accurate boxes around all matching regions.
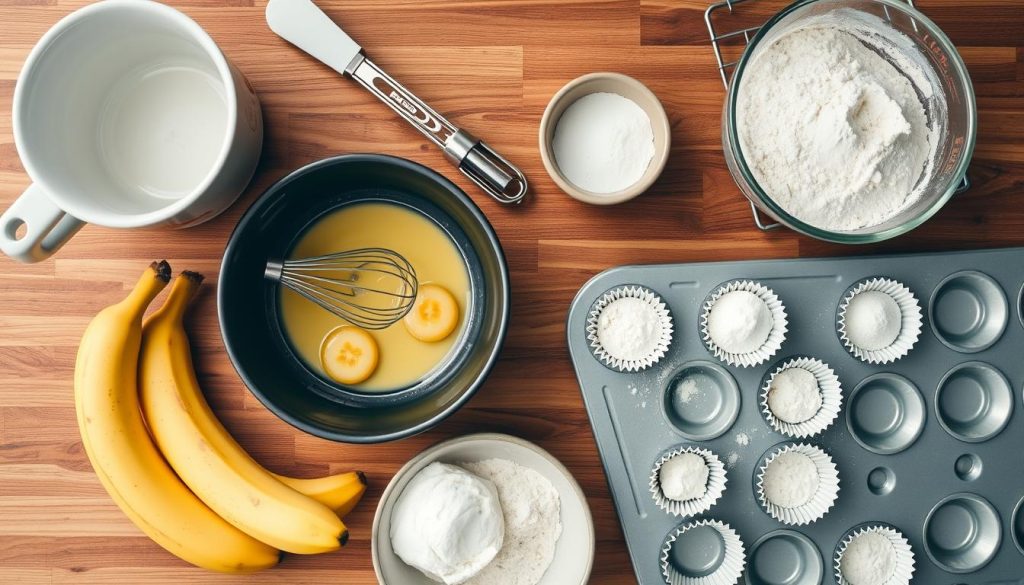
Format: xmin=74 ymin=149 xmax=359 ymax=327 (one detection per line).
xmin=266 ymin=0 xmax=528 ymax=204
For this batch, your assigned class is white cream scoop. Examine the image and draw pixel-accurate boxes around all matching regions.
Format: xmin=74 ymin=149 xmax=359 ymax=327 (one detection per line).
xmin=390 ymin=462 xmax=504 ymax=585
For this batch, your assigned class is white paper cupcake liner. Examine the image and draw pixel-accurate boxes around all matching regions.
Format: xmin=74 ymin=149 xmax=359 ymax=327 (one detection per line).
xmin=760 ymin=357 xmax=842 ymax=439
xmin=660 ymin=519 xmax=745 ymax=585
xmin=649 ymin=447 xmax=727 ymax=518
xmin=834 ymin=524 xmax=915 ymax=585
xmin=756 ymin=443 xmax=839 ymax=526
xmin=700 ymin=280 xmax=787 ymax=368
xmin=586 ymin=285 xmax=673 ymax=372
xmin=837 ymin=278 xmax=922 ymax=365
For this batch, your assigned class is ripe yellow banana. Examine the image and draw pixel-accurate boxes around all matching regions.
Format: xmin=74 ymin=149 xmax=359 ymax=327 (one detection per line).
xmin=74 ymin=262 xmax=279 ymax=573
xmin=139 ymin=272 xmax=349 ymax=555
xmin=275 ymin=471 xmax=366 ymax=517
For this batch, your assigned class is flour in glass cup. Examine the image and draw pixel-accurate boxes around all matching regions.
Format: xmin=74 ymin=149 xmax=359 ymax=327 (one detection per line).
xmin=737 ymin=20 xmax=941 ymax=232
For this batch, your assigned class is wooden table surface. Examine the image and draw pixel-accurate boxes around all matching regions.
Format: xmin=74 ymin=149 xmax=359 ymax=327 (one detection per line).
xmin=1 ymin=0 xmax=1023 ymax=583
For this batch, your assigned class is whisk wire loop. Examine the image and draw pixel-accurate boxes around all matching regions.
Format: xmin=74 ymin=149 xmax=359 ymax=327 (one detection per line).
xmin=266 ymin=247 xmax=419 ymax=330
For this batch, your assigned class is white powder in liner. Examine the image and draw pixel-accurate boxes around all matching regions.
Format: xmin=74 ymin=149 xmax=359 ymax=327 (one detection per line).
xmin=845 ymin=291 xmax=902 ymax=351
xmin=763 ymin=452 xmax=819 ymax=509
xmin=597 ymin=297 xmax=664 ymax=362
xmin=552 ymin=92 xmax=655 ymax=194
xmin=460 ymin=459 xmax=562 ymax=585
xmin=841 ymin=532 xmax=897 ymax=585
xmin=659 ymin=453 xmax=709 ymax=501
xmin=737 ymin=23 xmax=937 ymax=232
xmin=708 ymin=291 xmax=773 ymax=354
xmin=768 ymin=368 xmax=823 ymax=424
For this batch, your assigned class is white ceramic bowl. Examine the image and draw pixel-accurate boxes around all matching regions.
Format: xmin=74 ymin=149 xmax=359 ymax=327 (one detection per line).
xmin=539 ymin=72 xmax=671 ymax=205
xmin=372 ymin=433 xmax=595 ymax=585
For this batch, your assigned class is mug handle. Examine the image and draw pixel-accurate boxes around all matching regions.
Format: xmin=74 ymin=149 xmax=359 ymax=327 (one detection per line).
xmin=0 ymin=184 xmax=85 ymax=263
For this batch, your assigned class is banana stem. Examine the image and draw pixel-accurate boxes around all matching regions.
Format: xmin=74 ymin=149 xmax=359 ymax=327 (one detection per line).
xmin=124 ymin=261 xmax=172 ymax=316
xmin=157 ymin=271 xmax=205 ymax=321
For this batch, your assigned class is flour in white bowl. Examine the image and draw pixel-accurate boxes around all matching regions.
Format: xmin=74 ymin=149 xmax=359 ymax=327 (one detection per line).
xmin=737 ymin=20 xmax=939 ymax=232
xmin=459 ymin=459 xmax=562 ymax=585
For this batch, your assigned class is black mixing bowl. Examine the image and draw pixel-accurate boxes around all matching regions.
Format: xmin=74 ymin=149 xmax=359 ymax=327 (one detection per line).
xmin=218 ymin=154 xmax=509 ymax=443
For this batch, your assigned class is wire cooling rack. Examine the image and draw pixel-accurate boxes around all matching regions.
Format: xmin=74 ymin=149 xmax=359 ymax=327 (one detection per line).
xmin=704 ymin=0 xmax=969 ymax=232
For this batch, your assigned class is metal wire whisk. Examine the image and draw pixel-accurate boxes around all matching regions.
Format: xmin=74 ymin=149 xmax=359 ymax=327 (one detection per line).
xmin=265 ymin=248 xmax=418 ymax=330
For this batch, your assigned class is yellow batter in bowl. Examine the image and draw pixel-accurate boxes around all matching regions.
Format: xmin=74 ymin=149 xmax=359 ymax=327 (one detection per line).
xmin=278 ymin=202 xmax=471 ymax=392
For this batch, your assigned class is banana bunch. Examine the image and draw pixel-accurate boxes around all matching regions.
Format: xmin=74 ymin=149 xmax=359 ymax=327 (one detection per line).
xmin=74 ymin=262 xmax=367 ymax=573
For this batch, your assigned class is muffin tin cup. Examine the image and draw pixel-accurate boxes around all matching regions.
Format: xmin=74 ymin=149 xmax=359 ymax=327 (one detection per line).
xmin=586 ymin=285 xmax=674 ymax=372
xmin=700 ymin=280 xmax=788 ymax=368
xmin=834 ymin=523 xmax=915 ymax=585
xmin=837 ymin=278 xmax=922 ymax=365
xmin=746 ymin=529 xmax=823 ymax=585
xmin=649 ymin=446 xmax=728 ymax=518
xmin=759 ymin=357 xmax=842 ymax=439
xmin=923 ymin=493 xmax=1002 ymax=574
xmin=660 ymin=519 xmax=745 ymax=585
xmin=1017 ymin=282 xmax=1024 ymax=332
xmin=756 ymin=443 xmax=840 ymax=526
xmin=662 ymin=361 xmax=742 ymax=442
xmin=929 ymin=270 xmax=1008 ymax=354
xmin=1011 ymin=495 xmax=1024 ymax=557
xmin=934 ymin=362 xmax=1014 ymax=443
xmin=846 ymin=373 xmax=926 ymax=455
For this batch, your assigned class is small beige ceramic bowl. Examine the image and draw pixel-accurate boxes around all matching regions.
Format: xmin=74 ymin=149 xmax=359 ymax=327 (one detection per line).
xmin=372 ymin=433 xmax=595 ymax=585
xmin=539 ymin=72 xmax=671 ymax=205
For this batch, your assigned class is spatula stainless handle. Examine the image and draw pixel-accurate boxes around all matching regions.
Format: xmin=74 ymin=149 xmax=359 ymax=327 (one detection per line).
xmin=266 ymin=0 xmax=528 ymax=204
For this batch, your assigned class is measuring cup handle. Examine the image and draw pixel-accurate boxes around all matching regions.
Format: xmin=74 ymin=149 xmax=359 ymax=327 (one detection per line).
xmin=0 ymin=184 xmax=85 ymax=263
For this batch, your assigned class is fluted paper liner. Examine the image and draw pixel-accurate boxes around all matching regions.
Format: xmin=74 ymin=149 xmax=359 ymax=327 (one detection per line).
xmin=760 ymin=357 xmax=842 ymax=438
xmin=700 ymin=280 xmax=787 ymax=368
xmin=660 ymin=519 xmax=745 ymax=585
xmin=649 ymin=447 xmax=727 ymax=518
xmin=586 ymin=285 xmax=673 ymax=372
xmin=834 ymin=524 xmax=915 ymax=585
xmin=756 ymin=443 xmax=839 ymax=526
xmin=837 ymin=278 xmax=922 ymax=364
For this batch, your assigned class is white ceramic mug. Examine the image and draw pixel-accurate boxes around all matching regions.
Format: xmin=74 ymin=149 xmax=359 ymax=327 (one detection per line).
xmin=1 ymin=0 xmax=263 ymax=263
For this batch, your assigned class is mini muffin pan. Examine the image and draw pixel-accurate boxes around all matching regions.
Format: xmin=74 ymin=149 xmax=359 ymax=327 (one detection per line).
xmin=567 ymin=248 xmax=1024 ymax=584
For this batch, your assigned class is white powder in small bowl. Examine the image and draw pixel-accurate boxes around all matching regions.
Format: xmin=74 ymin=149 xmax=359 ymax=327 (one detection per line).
xmin=552 ymin=92 xmax=655 ymax=194
xmin=845 ymin=291 xmax=902 ymax=351
xmin=841 ymin=532 xmax=897 ymax=585
xmin=763 ymin=452 xmax=819 ymax=509
xmin=596 ymin=297 xmax=664 ymax=362
xmin=658 ymin=452 xmax=709 ymax=502
xmin=768 ymin=367 xmax=823 ymax=424
xmin=708 ymin=290 xmax=773 ymax=354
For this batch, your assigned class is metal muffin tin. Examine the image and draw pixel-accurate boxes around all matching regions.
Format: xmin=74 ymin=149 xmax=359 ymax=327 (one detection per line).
xmin=567 ymin=247 xmax=1024 ymax=584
